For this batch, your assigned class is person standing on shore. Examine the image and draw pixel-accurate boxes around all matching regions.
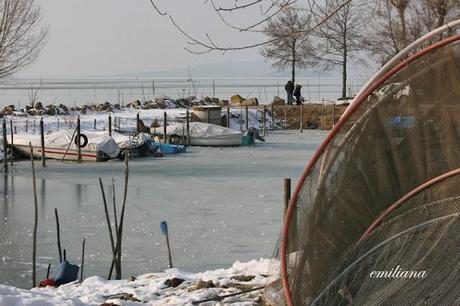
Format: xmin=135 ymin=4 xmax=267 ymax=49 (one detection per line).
xmin=294 ymin=84 xmax=302 ymax=105
xmin=285 ymin=80 xmax=294 ymax=105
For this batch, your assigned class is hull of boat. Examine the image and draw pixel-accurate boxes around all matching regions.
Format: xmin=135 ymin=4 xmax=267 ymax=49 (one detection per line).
xmin=14 ymin=144 xmax=102 ymax=162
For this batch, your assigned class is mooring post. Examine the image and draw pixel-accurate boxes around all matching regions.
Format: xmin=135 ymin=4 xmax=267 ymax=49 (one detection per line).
xmin=108 ymin=114 xmax=112 ymax=136
xmin=321 ymin=98 xmax=325 ymax=131
xmin=77 ymin=116 xmax=82 ymax=163
xmin=263 ymin=105 xmax=267 ymax=136
xmin=2 ymin=120 xmax=7 ymax=173
xmin=245 ymin=106 xmax=249 ymax=131
xmin=40 ymin=118 xmax=45 ymax=167
xmin=332 ymin=103 xmax=336 ymax=128
xmin=226 ymin=106 xmax=230 ymax=128
xmin=136 ymin=112 xmax=140 ymax=133
xmin=284 ymin=178 xmax=291 ymax=216
xmin=160 ymin=221 xmax=173 ymax=268
xmin=33 ymin=120 xmax=36 ymax=134
xmin=271 ymin=104 xmax=274 ymax=130
xmin=163 ymin=111 xmax=167 ymax=144
xmin=25 ymin=119 xmax=28 ymax=133
xmin=9 ymin=120 xmax=13 ymax=166
xmin=186 ymin=110 xmax=190 ymax=146
xmin=94 ymin=118 xmax=97 ymax=130
xmin=300 ymin=104 xmax=304 ymax=133
xmin=57 ymin=118 xmax=60 ymax=131
xmin=284 ymin=108 xmax=287 ymax=130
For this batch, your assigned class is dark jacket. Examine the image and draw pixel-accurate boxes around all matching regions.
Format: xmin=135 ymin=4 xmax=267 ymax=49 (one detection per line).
xmin=285 ymin=81 xmax=294 ymax=94
xmin=294 ymin=85 xmax=302 ymax=97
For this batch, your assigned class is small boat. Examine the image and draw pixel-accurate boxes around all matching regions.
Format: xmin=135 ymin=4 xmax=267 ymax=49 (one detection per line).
xmin=165 ymin=122 xmax=242 ymax=146
xmin=13 ymin=129 xmax=121 ymax=162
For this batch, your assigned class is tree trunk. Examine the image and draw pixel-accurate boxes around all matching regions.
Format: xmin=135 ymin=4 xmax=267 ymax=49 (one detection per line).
xmin=390 ymin=0 xmax=409 ymax=48
xmin=342 ymin=47 xmax=347 ymax=100
xmin=436 ymin=2 xmax=447 ymax=28
xmin=291 ymin=38 xmax=296 ymax=84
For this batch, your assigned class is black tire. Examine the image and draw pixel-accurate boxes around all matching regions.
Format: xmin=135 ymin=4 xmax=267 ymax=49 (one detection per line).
xmin=75 ymin=133 xmax=88 ymax=148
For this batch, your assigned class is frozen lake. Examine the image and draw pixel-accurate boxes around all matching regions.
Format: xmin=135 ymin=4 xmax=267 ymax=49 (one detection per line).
xmin=0 ymin=130 xmax=326 ymax=289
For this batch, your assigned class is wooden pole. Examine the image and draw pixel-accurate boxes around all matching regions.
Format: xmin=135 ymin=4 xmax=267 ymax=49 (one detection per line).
xmin=186 ymin=110 xmax=190 ymax=146
xmin=77 ymin=116 xmax=82 ymax=163
xmin=332 ymin=103 xmax=336 ymax=128
xmin=300 ymin=104 xmax=304 ymax=133
xmin=136 ymin=112 xmax=140 ymax=133
xmin=263 ymin=105 xmax=267 ymax=136
xmin=271 ymin=104 xmax=274 ymax=130
xmin=57 ymin=118 xmax=60 ymax=131
xmin=163 ymin=112 xmax=167 ymax=144
xmin=40 ymin=118 xmax=45 ymax=167
xmin=284 ymin=108 xmax=287 ymax=130
xmin=245 ymin=106 xmax=249 ymax=131
xmin=33 ymin=120 xmax=36 ymax=133
xmin=9 ymin=120 xmax=13 ymax=166
xmin=30 ymin=143 xmax=38 ymax=287
xmin=94 ymin=119 xmax=97 ymax=130
xmin=63 ymin=249 xmax=66 ymax=261
xmin=321 ymin=98 xmax=325 ymax=131
xmin=3 ymin=120 xmax=8 ymax=173
xmin=108 ymin=114 xmax=112 ymax=136
xmin=284 ymin=178 xmax=291 ymax=216
xmin=80 ymin=238 xmax=85 ymax=282
xmin=54 ymin=208 xmax=63 ymax=263
xmin=160 ymin=221 xmax=173 ymax=268
xmin=226 ymin=106 xmax=230 ymax=128
xmin=25 ymin=119 xmax=28 ymax=133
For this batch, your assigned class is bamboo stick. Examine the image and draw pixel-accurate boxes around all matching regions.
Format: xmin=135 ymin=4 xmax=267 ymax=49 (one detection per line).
xmin=80 ymin=238 xmax=85 ymax=282
xmin=54 ymin=208 xmax=63 ymax=262
xmin=30 ymin=143 xmax=38 ymax=287
xmin=98 ymin=178 xmax=117 ymax=278
xmin=115 ymin=152 xmax=129 ymax=279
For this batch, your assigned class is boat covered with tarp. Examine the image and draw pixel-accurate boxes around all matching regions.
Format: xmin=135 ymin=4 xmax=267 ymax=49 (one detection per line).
xmin=165 ymin=122 xmax=242 ymax=146
xmin=13 ymin=129 xmax=121 ymax=161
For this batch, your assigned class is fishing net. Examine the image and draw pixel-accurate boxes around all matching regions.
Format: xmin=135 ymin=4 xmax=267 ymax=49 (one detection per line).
xmin=267 ymin=29 xmax=460 ymax=305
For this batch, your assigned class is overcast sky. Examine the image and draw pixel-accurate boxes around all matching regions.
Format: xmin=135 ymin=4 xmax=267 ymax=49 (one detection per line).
xmin=20 ymin=0 xmax=265 ymax=77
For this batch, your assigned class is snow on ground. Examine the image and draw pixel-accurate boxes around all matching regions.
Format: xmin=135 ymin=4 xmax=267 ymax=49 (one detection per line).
xmin=0 ymin=259 xmax=278 ymax=306
xmin=2 ymin=108 xmax=274 ymax=136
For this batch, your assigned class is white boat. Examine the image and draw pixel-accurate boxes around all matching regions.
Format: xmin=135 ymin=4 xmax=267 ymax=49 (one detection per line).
xmin=13 ymin=129 xmax=121 ymax=162
xmin=165 ymin=122 xmax=243 ymax=146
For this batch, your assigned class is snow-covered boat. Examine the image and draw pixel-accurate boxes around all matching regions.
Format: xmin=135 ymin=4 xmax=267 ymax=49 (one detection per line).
xmin=13 ymin=129 xmax=121 ymax=162
xmin=165 ymin=122 xmax=242 ymax=146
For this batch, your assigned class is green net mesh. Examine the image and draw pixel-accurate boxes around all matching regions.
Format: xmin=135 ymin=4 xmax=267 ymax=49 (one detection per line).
xmin=267 ymin=32 xmax=460 ymax=305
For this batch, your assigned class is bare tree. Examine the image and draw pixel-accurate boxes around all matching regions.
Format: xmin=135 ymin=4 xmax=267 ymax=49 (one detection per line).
xmin=0 ymin=0 xmax=48 ymax=79
xmin=312 ymin=0 xmax=370 ymax=100
xmin=260 ymin=6 xmax=317 ymax=84
xmin=149 ymin=0 xmax=353 ymax=53
xmin=364 ymin=0 xmax=460 ymax=66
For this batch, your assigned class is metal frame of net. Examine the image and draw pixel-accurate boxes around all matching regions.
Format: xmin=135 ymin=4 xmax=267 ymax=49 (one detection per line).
xmin=268 ymin=20 xmax=460 ymax=306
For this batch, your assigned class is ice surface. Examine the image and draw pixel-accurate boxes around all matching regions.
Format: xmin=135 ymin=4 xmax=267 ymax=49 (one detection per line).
xmin=0 ymin=130 xmax=326 ymax=290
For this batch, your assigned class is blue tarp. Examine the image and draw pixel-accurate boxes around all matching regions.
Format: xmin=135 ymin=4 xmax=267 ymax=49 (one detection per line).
xmin=54 ymin=261 xmax=79 ymax=285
